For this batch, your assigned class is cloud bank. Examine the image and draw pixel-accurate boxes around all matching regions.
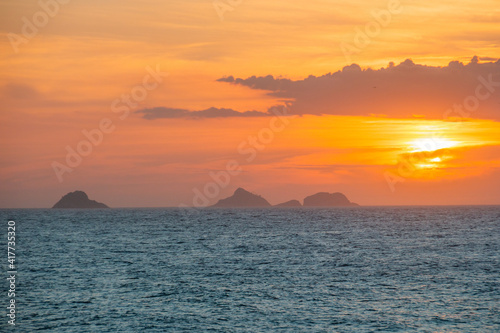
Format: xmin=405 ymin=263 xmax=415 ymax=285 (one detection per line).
xmin=139 ymin=57 xmax=500 ymax=120
xmin=218 ymin=57 xmax=500 ymax=120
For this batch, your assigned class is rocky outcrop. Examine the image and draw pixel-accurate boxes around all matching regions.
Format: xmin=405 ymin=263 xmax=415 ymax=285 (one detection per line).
xmin=303 ymin=192 xmax=358 ymax=207
xmin=211 ymin=188 xmax=271 ymax=208
xmin=52 ymin=191 xmax=109 ymax=209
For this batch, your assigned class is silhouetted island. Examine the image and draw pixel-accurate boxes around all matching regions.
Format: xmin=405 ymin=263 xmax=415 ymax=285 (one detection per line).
xmin=274 ymin=200 xmax=302 ymax=207
xmin=303 ymin=192 xmax=358 ymax=207
xmin=211 ymin=188 xmax=271 ymax=207
xmin=52 ymin=191 xmax=109 ymax=209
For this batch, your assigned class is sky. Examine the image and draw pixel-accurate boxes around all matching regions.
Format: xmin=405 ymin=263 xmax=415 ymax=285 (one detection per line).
xmin=0 ymin=0 xmax=499 ymax=208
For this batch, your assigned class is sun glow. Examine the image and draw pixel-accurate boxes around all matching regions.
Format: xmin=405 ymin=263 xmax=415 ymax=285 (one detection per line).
xmin=410 ymin=138 xmax=459 ymax=153
xmin=404 ymin=138 xmax=460 ymax=170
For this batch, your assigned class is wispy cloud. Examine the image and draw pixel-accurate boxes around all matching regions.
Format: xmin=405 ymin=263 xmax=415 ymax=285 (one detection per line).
xmin=136 ymin=106 xmax=275 ymax=119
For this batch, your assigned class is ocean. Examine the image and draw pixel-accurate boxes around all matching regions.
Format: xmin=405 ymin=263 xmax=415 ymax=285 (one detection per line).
xmin=1 ymin=206 xmax=499 ymax=332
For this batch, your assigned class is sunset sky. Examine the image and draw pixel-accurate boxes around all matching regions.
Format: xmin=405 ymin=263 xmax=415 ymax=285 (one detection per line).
xmin=1 ymin=0 xmax=499 ymax=208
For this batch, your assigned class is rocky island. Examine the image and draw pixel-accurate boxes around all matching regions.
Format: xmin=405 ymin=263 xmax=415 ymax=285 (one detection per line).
xmin=303 ymin=192 xmax=358 ymax=207
xmin=52 ymin=191 xmax=109 ymax=209
xmin=211 ymin=188 xmax=271 ymax=207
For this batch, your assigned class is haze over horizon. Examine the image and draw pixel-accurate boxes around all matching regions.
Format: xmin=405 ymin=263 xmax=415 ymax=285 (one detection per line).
xmin=1 ymin=0 xmax=499 ymax=208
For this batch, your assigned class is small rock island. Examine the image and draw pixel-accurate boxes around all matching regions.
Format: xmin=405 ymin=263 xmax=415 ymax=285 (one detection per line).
xmin=303 ymin=192 xmax=358 ymax=207
xmin=211 ymin=188 xmax=271 ymax=207
xmin=52 ymin=191 xmax=109 ymax=209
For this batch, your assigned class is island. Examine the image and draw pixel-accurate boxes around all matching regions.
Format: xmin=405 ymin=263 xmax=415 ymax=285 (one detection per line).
xmin=211 ymin=188 xmax=271 ymax=207
xmin=52 ymin=191 xmax=109 ymax=209
xmin=303 ymin=192 xmax=358 ymax=207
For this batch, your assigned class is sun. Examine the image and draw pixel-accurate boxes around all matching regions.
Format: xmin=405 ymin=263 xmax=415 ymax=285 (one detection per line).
xmin=409 ymin=138 xmax=459 ymax=153
xmin=405 ymin=137 xmax=459 ymax=170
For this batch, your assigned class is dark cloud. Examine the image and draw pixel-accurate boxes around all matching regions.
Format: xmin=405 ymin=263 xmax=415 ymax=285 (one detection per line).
xmin=217 ymin=75 xmax=293 ymax=92
xmin=217 ymin=57 xmax=500 ymax=120
xmin=2 ymin=83 xmax=39 ymax=100
xmin=136 ymin=106 xmax=274 ymax=120
xmin=138 ymin=57 xmax=500 ymax=121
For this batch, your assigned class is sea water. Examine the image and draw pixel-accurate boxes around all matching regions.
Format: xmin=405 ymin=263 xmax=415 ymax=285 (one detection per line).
xmin=0 ymin=206 xmax=499 ymax=332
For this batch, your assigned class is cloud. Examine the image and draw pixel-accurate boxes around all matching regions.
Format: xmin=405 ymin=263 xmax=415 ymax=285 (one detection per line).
xmin=137 ymin=57 xmax=500 ymax=121
xmin=136 ymin=106 xmax=274 ymax=120
xmin=480 ymin=56 xmax=499 ymax=61
xmin=217 ymin=75 xmax=292 ymax=92
xmin=217 ymin=57 xmax=500 ymax=120
xmin=1 ymin=83 xmax=39 ymax=100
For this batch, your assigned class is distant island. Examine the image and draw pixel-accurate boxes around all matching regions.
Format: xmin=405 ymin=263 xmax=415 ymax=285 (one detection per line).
xmin=52 ymin=191 xmax=109 ymax=209
xmin=211 ymin=188 xmax=358 ymax=208
xmin=211 ymin=188 xmax=271 ymax=207
xmin=303 ymin=192 xmax=358 ymax=207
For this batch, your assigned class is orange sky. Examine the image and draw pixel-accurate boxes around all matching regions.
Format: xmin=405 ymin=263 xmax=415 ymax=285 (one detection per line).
xmin=0 ymin=0 xmax=499 ymax=207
